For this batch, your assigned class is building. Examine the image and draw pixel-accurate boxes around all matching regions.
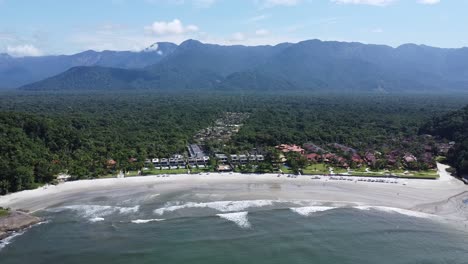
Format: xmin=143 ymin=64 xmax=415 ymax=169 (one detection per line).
xmin=230 ymin=154 xmax=239 ymax=163
xmin=239 ymin=154 xmax=248 ymax=164
xmin=215 ymin=154 xmax=228 ymax=163
xmin=276 ymin=144 xmax=305 ymax=155
xmin=188 ymin=144 xmax=206 ymax=158
xmin=216 ymin=164 xmax=232 ymax=172
xmin=256 ymin=155 xmax=265 ymax=162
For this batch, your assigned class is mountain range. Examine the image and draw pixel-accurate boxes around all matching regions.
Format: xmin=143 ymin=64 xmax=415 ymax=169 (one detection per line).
xmin=3 ymin=39 xmax=468 ymax=93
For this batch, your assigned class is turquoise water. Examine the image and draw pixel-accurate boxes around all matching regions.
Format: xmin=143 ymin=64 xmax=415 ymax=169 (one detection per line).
xmin=1 ymin=196 xmax=467 ymax=263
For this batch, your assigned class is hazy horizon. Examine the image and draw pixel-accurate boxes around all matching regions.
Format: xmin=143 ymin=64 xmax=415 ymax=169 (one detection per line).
xmin=1 ymin=0 xmax=466 ymax=57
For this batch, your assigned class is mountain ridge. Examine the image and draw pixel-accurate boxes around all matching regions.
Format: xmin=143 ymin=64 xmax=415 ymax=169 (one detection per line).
xmin=11 ymin=39 xmax=468 ymax=93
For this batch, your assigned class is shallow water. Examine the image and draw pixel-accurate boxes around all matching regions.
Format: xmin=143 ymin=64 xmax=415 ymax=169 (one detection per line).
xmin=1 ymin=193 xmax=467 ymax=264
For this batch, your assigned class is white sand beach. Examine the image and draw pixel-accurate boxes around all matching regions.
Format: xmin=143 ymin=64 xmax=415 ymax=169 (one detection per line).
xmin=0 ymin=163 xmax=466 ymax=224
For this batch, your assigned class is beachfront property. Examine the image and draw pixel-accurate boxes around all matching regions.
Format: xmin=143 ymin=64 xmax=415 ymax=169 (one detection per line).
xmin=188 ymin=144 xmax=206 ymax=158
xmin=276 ymin=144 xmax=305 ymax=155
xmin=215 ymin=154 xmax=229 ymax=163
xmin=216 ymin=164 xmax=232 ymax=172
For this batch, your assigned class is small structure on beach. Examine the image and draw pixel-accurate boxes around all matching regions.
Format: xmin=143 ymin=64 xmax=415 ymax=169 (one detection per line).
xmin=56 ymin=173 xmax=71 ymax=183
xmin=216 ymin=164 xmax=232 ymax=172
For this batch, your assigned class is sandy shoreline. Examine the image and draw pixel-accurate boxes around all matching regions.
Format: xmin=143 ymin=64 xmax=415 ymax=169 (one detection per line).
xmin=0 ymin=163 xmax=466 ymax=224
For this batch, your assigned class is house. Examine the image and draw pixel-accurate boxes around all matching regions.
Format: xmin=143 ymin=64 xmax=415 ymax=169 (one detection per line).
xmin=107 ymin=159 xmax=117 ymax=168
xmin=275 ymin=144 xmax=305 ymax=155
xmin=230 ymin=154 xmax=239 ymax=163
xmin=215 ymin=154 xmax=228 ymax=163
xmin=306 ymin=153 xmax=320 ymax=162
xmin=160 ymin=158 xmax=169 ymax=166
xmin=351 ymin=154 xmax=363 ymax=164
xmin=403 ymin=154 xmax=417 ymax=163
xmin=365 ymin=152 xmax=377 ymax=166
xmin=188 ymin=158 xmax=197 ymax=167
xmin=239 ymin=154 xmax=248 ymax=164
xmin=322 ymin=153 xmax=337 ymax=163
xmin=152 ymin=158 xmax=160 ymax=166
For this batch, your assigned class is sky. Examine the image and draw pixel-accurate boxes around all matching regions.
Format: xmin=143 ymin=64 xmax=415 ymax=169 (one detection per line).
xmin=0 ymin=0 xmax=466 ymax=56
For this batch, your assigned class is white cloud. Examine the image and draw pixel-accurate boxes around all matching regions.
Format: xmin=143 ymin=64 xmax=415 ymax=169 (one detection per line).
xmin=331 ymin=0 xmax=396 ymax=6
xmin=145 ymin=19 xmax=199 ymax=35
xmin=6 ymin=44 xmax=43 ymax=57
xmin=418 ymin=0 xmax=440 ymax=4
xmin=255 ymin=29 xmax=270 ymax=36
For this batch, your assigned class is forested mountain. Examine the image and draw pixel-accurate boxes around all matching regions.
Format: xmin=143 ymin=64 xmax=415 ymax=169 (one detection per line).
xmin=18 ymin=39 xmax=468 ymax=92
xmin=421 ymin=105 xmax=468 ymax=177
xmin=0 ymin=42 xmax=177 ymax=88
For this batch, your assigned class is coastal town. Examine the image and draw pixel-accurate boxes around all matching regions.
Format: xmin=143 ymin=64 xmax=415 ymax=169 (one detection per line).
xmin=98 ymin=112 xmax=456 ymax=180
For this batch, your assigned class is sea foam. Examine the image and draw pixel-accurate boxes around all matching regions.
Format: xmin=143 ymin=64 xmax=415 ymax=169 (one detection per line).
xmin=217 ymin=212 xmax=251 ymax=229
xmin=89 ymin=217 xmax=105 ymax=222
xmin=154 ymin=200 xmax=276 ymax=215
xmin=48 ymin=204 xmax=140 ymax=221
xmin=0 ymin=221 xmax=49 ymax=251
xmin=131 ymin=219 xmax=164 ymax=224
xmin=354 ymin=206 xmax=433 ymax=219
xmin=290 ymin=206 xmax=336 ymax=216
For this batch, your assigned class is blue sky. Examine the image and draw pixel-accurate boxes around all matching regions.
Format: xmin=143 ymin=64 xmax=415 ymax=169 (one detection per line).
xmin=0 ymin=0 xmax=466 ymax=56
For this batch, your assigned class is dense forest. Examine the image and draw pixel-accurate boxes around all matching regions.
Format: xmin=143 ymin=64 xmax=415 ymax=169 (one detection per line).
xmin=1 ymin=91 xmax=467 ymax=194
xmin=421 ymin=105 xmax=468 ymax=177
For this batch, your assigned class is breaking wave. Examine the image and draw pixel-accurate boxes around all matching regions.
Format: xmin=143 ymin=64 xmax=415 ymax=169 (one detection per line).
xmin=0 ymin=221 xmax=49 ymax=251
xmin=131 ymin=219 xmax=165 ymax=224
xmin=217 ymin=212 xmax=251 ymax=229
xmin=290 ymin=206 xmax=336 ymax=216
xmin=154 ymin=200 xmax=277 ymax=215
xmin=48 ymin=205 xmax=140 ymax=220
xmin=89 ymin=217 xmax=105 ymax=222
xmin=353 ymin=206 xmax=434 ymax=219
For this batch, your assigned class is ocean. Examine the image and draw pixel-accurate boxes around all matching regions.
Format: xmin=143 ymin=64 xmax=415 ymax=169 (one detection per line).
xmin=1 ymin=192 xmax=467 ymax=264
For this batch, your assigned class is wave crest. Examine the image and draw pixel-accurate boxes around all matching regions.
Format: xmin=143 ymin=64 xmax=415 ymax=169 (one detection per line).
xmin=131 ymin=219 xmax=164 ymax=224
xmin=290 ymin=206 xmax=336 ymax=216
xmin=354 ymin=206 xmax=434 ymax=219
xmin=154 ymin=200 xmax=276 ymax=215
xmin=48 ymin=205 xmax=140 ymax=220
xmin=217 ymin=212 xmax=251 ymax=229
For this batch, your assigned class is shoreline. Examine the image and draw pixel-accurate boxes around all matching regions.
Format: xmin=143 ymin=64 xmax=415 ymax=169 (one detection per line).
xmin=0 ymin=163 xmax=466 ymax=226
xmin=0 ymin=211 xmax=42 ymax=240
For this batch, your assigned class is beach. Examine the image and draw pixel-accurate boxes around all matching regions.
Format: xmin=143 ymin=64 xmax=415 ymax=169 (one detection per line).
xmin=0 ymin=163 xmax=466 ymax=224
xmin=1 ymin=163 xmax=468 ymax=263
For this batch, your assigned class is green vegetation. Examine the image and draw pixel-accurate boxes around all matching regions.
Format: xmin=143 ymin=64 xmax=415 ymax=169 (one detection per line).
xmin=421 ymin=105 xmax=468 ymax=177
xmin=0 ymin=91 xmax=467 ymax=194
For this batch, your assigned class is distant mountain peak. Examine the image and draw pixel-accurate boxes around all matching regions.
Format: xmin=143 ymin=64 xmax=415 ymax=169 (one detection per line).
xmin=0 ymin=53 xmax=11 ymax=59
xmin=143 ymin=42 xmax=177 ymax=55
xmin=179 ymin=39 xmax=203 ymax=49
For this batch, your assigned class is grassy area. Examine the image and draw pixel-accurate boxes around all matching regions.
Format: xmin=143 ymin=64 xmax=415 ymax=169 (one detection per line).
xmin=143 ymin=168 xmax=189 ymax=175
xmin=0 ymin=208 xmax=10 ymax=217
xmin=299 ymin=163 xmax=439 ymax=179
xmin=190 ymin=167 xmax=215 ymax=174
